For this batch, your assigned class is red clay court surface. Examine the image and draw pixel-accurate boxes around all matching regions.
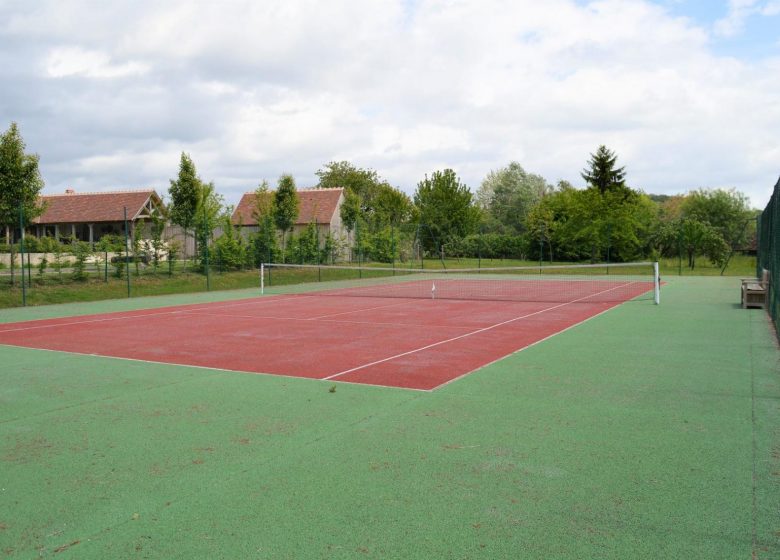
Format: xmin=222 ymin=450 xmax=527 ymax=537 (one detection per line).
xmin=0 ymin=281 xmax=654 ymax=390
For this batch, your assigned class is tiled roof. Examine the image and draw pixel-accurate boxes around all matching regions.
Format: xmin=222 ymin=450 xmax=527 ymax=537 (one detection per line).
xmin=33 ymin=190 xmax=160 ymax=224
xmin=232 ymin=188 xmax=343 ymax=226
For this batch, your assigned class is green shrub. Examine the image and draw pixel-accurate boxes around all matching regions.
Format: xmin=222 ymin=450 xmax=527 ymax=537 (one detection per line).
xmin=70 ymin=240 xmax=93 ymax=281
xmin=213 ymin=220 xmax=248 ymax=271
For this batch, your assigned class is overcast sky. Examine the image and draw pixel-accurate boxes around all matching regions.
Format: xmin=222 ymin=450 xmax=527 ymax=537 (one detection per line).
xmin=1 ymin=0 xmax=778 ymax=208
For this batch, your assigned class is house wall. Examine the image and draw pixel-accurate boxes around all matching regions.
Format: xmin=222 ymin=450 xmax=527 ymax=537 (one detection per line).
xmin=23 ymin=221 xmax=144 ymax=245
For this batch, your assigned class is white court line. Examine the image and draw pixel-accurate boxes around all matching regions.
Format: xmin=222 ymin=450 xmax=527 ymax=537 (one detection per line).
xmin=323 ymin=281 xmax=637 ymax=381
xmin=0 ymin=294 xmax=308 ymax=334
xmin=178 ymin=309 xmax=479 ymax=331
xmin=307 ymin=299 xmax=417 ymax=320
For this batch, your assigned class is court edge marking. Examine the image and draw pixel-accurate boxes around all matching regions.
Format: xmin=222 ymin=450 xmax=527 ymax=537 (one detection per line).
xmin=432 ymin=285 xmax=658 ymax=391
xmin=0 ymin=342 xmax=431 ymax=393
xmin=0 ymin=294 xmax=312 ymax=334
xmin=431 ymin=302 xmax=623 ymax=391
xmin=323 ymin=281 xmax=637 ymax=381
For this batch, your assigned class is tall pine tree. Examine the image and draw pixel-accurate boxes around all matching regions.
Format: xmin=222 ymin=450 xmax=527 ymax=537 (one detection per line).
xmin=581 ymin=145 xmax=627 ymax=196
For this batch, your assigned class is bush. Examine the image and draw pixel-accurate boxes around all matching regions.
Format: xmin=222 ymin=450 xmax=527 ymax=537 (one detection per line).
xmin=70 ymin=240 xmax=93 ymax=281
xmin=213 ymin=224 xmax=248 ymax=271
xmin=445 ymin=233 xmax=528 ymax=260
xmin=249 ymin=217 xmax=281 ymax=266
xmin=287 ymin=223 xmax=320 ymax=264
xmin=363 ymin=228 xmax=397 ymax=263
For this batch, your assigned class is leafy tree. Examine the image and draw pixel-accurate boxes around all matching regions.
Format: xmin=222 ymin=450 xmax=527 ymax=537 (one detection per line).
xmin=168 ymin=152 xmax=201 ymax=266
xmin=320 ymin=231 xmax=341 ymax=264
xmin=476 ymin=162 xmax=551 ymax=234
xmin=527 ymin=179 xmax=655 ymax=262
xmin=525 ymin=181 xmax=578 ymax=260
xmin=655 ymin=218 xmax=729 ymax=269
xmin=316 ymin=161 xmax=412 ymax=231
xmin=316 ymin=161 xmax=380 ymax=204
xmin=656 ymin=194 xmax=686 ymax=223
xmin=445 ymin=233 xmax=527 ymax=260
xmin=0 ymin=122 xmax=45 ymax=242
xmin=339 ymin=190 xmax=361 ymax=234
xmin=581 ymin=145 xmax=628 ymax=196
xmin=131 ymin=225 xmax=143 ymax=276
xmin=372 ymin=184 xmax=414 ymax=227
xmin=51 ymin=237 xmax=66 ymax=281
xmin=249 ymin=180 xmax=281 ymax=265
xmin=149 ymin=212 xmax=166 ymax=274
xmin=362 ymin=227 xmax=399 ymax=263
xmin=272 ymin=174 xmax=299 ymax=261
xmin=681 ymin=188 xmax=754 ymax=248
xmin=37 ymin=236 xmax=58 ymax=277
xmin=252 ymin=180 xmax=273 ymax=218
xmin=213 ymin=212 xmax=247 ymax=271
xmin=69 ymin=238 xmax=93 ymax=281
xmin=288 ymin=222 xmax=320 ymax=264
xmin=97 ymin=234 xmax=126 ymax=278
xmin=165 ymin=239 xmax=181 ymax=276
xmin=413 ymin=169 xmax=480 ymax=251
xmin=250 ymin=219 xmax=281 ymax=265
xmin=193 ymin=181 xmax=223 ymax=271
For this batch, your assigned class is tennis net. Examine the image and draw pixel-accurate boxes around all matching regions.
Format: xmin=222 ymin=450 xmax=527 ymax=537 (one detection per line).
xmin=261 ymin=262 xmax=660 ymax=304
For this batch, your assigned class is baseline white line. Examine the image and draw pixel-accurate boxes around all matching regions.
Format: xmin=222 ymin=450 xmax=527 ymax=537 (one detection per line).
xmin=322 ymin=282 xmax=637 ymax=380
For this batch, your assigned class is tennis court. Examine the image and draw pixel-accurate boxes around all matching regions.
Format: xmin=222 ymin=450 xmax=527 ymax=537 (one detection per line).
xmin=0 ymin=263 xmax=658 ymax=390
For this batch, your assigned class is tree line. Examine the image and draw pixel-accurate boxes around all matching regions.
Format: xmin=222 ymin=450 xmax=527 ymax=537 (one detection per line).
xmin=1 ymin=121 xmax=758 ymax=273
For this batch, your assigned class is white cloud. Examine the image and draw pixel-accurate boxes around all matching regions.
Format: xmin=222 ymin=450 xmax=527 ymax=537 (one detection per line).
xmin=45 ymin=47 xmax=148 ymax=78
xmin=714 ymin=0 xmax=780 ymax=36
xmin=0 ymin=0 xmax=778 ymax=207
xmin=760 ymin=0 xmax=780 ymax=15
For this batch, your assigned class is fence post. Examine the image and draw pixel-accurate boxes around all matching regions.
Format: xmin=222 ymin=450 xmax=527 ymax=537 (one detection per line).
xmin=10 ymin=244 xmax=15 ymax=287
xmin=677 ymin=230 xmax=683 ymax=276
xmin=391 ymin=222 xmax=396 ymax=275
xmin=19 ymin=203 xmax=26 ymax=306
xmin=124 ymin=207 xmax=131 ymax=297
xmin=477 ymin=226 xmax=482 ymax=271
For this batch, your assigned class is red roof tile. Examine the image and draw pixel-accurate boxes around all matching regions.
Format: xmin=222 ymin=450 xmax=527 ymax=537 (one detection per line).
xmin=33 ymin=190 xmax=160 ymax=224
xmin=232 ymin=188 xmax=343 ymax=226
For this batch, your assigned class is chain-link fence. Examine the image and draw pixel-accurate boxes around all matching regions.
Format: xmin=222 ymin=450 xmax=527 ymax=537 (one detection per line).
xmin=757 ymin=176 xmax=779 ymax=336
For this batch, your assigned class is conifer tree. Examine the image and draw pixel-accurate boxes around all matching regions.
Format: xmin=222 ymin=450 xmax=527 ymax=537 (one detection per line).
xmin=581 ymin=145 xmax=627 ymax=195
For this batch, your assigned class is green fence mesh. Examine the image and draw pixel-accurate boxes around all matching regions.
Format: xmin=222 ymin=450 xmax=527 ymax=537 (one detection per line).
xmin=757 ymin=176 xmax=780 ymax=335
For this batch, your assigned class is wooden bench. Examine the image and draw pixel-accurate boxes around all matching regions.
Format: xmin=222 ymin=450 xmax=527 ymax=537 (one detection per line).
xmin=742 ymin=269 xmax=770 ymax=309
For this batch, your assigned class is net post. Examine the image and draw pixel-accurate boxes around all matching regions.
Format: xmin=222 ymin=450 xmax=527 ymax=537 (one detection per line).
xmin=653 ymin=261 xmax=660 ymax=305
xmin=260 ymin=263 xmax=264 ymax=295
